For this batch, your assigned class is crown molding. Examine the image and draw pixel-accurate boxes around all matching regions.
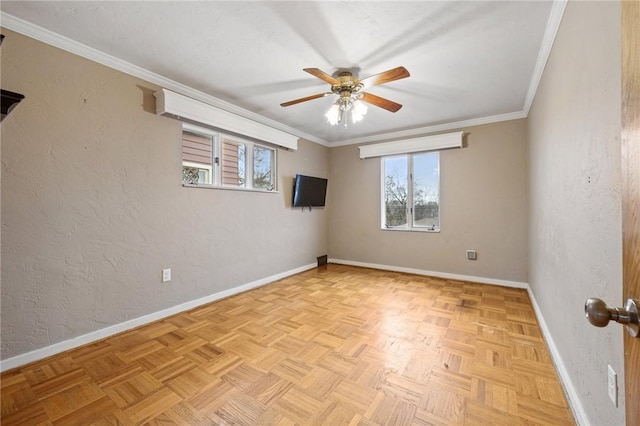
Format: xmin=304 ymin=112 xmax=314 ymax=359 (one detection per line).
xmin=1 ymin=1 xmax=565 ymax=149
xmin=523 ymin=0 xmax=567 ymax=115
xmin=331 ymin=0 xmax=566 ymax=148
xmin=0 ymin=12 xmax=327 ymax=146
xmin=329 ymin=110 xmax=527 ymax=147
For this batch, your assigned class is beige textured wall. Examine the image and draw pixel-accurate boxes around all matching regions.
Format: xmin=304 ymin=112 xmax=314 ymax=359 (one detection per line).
xmin=0 ymin=29 xmax=329 ymax=360
xmin=527 ymin=1 xmax=623 ymax=424
xmin=328 ymin=119 xmax=528 ymax=283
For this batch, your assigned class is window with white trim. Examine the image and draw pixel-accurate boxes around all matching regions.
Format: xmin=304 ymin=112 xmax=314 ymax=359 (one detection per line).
xmin=181 ymin=124 xmax=276 ymax=191
xmin=382 ymin=152 xmax=440 ymax=231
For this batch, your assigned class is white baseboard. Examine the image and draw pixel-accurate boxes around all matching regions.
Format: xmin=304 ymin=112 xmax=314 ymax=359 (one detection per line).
xmin=329 ymin=258 xmax=587 ymax=424
xmin=526 ymin=288 xmax=589 ymax=426
xmin=0 ymin=259 xmax=588 ymax=426
xmin=0 ymin=262 xmax=317 ymax=373
xmin=328 ymin=258 xmax=529 ymax=289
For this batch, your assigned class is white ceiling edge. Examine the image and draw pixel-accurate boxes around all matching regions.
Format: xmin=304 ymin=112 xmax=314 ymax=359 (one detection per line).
xmin=0 ymin=1 xmax=566 ymax=148
xmin=0 ymin=12 xmax=326 ymax=146
xmin=523 ymin=0 xmax=567 ymax=114
xmin=335 ymin=0 xmax=566 ymax=150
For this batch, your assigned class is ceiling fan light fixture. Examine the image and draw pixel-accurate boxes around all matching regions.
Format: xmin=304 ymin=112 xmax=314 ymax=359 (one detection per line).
xmin=325 ymin=96 xmax=367 ymax=126
xmin=351 ymin=99 xmax=368 ymax=123
xmin=284 ymin=66 xmax=409 ymax=126
xmin=325 ymin=103 xmax=341 ymax=125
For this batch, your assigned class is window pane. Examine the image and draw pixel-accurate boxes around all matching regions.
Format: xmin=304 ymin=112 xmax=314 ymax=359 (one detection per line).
xmin=253 ymin=146 xmax=274 ymax=190
xmin=182 ymin=164 xmax=211 ymax=185
xmin=412 ymin=152 xmax=439 ymax=229
xmin=182 ymin=131 xmax=213 ymax=184
xmin=383 ymin=156 xmax=408 ymax=227
xmin=222 ymin=139 xmax=246 ymax=187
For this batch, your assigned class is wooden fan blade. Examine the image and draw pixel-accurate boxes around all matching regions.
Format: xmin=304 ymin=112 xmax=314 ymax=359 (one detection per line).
xmin=361 ymin=92 xmax=403 ymax=112
xmin=359 ymin=66 xmax=410 ymax=89
xmin=303 ymin=68 xmax=339 ymax=85
xmin=280 ymin=92 xmax=332 ymax=107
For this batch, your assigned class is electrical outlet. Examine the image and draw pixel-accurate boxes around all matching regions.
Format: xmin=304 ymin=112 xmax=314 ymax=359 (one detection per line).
xmin=608 ymin=364 xmax=617 ymax=407
xmin=466 ymin=250 xmax=477 ymax=260
xmin=162 ymin=268 xmax=171 ymax=283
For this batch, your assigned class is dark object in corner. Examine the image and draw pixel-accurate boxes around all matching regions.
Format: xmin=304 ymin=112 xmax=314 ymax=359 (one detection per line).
xmin=1 ymin=89 xmax=25 ymax=122
xmin=317 ymin=255 xmax=328 ymax=267
xmin=292 ymin=174 xmax=328 ymax=208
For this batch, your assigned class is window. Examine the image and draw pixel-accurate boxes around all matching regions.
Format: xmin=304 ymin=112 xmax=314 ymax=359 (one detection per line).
xmin=181 ymin=124 xmax=276 ymax=191
xmin=182 ymin=131 xmax=214 ymax=185
xmin=221 ymin=138 xmax=246 ymax=187
xmin=253 ymin=145 xmax=275 ymax=190
xmin=382 ymin=152 xmax=439 ymax=231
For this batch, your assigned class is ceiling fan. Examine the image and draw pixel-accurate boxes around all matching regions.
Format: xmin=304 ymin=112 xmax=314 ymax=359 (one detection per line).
xmin=280 ymin=66 xmax=410 ymax=125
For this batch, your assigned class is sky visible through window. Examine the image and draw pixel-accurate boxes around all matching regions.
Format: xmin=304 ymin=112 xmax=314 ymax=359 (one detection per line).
xmin=385 ymin=153 xmax=439 ymax=203
xmin=413 ymin=152 xmax=439 ymax=203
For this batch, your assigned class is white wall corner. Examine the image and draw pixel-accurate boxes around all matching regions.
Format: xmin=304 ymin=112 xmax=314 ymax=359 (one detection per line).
xmin=523 ymin=0 xmax=568 ymax=114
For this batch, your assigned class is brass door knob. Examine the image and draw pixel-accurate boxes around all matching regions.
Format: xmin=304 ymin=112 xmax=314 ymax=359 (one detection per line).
xmin=585 ymin=298 xmax=640 ymax=337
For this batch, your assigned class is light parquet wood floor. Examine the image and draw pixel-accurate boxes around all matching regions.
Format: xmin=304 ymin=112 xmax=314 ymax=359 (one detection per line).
xmin=1 ymin=264 xmax=575 ymax=425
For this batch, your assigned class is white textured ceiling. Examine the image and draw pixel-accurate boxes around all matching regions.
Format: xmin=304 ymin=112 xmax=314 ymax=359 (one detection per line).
xmin=0 ymin=1 xmax=559 ymax=145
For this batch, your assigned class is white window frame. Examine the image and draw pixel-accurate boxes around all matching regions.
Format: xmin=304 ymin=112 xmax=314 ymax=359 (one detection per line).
xmin=381 ymin=152 xmax=440 ymax=232
xmin=182 ymin=161 xmax=213 ymax=185
xmin=182 ymin=123 xmax=277 ymax=192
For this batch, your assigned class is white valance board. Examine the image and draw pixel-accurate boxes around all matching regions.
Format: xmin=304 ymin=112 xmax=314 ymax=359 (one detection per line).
xmin=358 ymin=131 xmax=464 ymax=159
xmin=154 ymin=88 xmax=299 ymax=151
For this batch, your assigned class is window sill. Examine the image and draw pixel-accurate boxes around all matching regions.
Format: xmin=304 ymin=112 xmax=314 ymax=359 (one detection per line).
xmin=182 ymin=183 xmax=279 ymax=194
xmin=381 ymin=227 xmax=440 ymax=233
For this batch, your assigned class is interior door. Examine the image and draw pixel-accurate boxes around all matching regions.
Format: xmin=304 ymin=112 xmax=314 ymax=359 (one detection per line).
xmin=621 ymin=1 xmax=639 ymax=424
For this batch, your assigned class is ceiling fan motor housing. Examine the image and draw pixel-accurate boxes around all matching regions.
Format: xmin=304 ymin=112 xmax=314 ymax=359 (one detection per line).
xmin=331 ymin=71 xmax=363 ymax=97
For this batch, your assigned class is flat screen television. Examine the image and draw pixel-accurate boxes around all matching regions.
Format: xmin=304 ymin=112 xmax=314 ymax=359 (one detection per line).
xmin=292 ymin=174 xmax=328 ymax=208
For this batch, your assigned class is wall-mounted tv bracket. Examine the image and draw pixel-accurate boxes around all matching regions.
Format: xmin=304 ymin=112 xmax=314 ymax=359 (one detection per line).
xmin=1 ymin=35 xmax=26 ymax=122
xmin=1 ymin=89 xmax=25 ymax=122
